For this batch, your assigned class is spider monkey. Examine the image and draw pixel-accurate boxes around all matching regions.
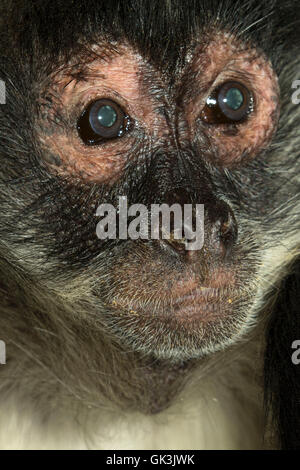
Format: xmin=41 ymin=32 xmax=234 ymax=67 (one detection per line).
xmin=0 ymin=0 xmax=299 ymax=450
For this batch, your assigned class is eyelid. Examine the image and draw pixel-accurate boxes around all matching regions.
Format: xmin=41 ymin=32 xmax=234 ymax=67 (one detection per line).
xmin=207 ymin=71 xmax=255 ymax=101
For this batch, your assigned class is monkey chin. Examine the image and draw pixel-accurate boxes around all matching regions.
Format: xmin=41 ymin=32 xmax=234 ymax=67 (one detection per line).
xmin=105 ymin=280 xmax=250 ymax=363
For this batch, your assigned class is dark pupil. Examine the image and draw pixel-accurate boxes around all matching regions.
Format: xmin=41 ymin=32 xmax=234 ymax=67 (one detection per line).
xmin=96 ymin=105 xmax=118 ymax=127
xmin=224 ymin=87 xmax=244 ymax=110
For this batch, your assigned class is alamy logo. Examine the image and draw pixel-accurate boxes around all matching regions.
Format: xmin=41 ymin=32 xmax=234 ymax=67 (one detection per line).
xmin=292 ymin=80 xmax=300 ymax=105
xmin=0 ymin=340 xmax=6 ymax=365
xmin=96 ymin=196 xmax=205 ymax=251
xmin=0 ymin=80 xmax=6 ymax=105
xmin=292 ymin=340 xmax=300 ymax=365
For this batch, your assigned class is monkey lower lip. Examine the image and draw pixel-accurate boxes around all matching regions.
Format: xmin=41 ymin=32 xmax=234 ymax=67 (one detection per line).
xmin=112 ymin=287 xmax=234 ymax=320
xmin=173 ymin=286 xmax=222 ymax=303
xmin=171 ymin=288 xmax=231 ymax=318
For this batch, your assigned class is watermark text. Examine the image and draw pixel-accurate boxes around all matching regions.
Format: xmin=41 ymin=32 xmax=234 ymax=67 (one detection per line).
xmin=0 ymin=340 xmax=6 ymax=365
xmin=0 ymin=80 xmax=6 ymax=105
xmin=96 ymin=196 xmax=205 ymax=251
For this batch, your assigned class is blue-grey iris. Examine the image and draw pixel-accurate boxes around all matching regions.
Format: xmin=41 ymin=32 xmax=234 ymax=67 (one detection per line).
xmin=215 ymin=81 xmax=251 ymax=122
xmin=224 ymin=87 xmax=244 ymax=110
xmin=97 ymin=105 xmax=118 ymax=128
xmin=80 ymin=98 xmax=127 ymax=143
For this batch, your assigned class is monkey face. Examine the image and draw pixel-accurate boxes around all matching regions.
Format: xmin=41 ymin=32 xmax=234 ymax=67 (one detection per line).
xmin=0 ymin=1 xmax=299 ymax=364
xmin=34 ymin=38 xmax=279 ymax=361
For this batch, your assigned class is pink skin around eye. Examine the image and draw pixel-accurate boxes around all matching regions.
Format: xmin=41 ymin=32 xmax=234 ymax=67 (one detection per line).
xmin=187 ymin=32 xmax=280 ymax=165
xmin=38 ymin=34 xmax=280 ymax=183
xmin=38 ymin=48 xmax=166 ymax=184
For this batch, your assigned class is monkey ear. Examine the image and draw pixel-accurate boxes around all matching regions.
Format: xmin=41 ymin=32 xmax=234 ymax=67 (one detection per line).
xmin=264 ymin=258 xmax=300 ymax=449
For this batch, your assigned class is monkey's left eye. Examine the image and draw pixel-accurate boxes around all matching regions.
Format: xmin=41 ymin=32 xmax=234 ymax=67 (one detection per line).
xmin=199 ymin=81 xmax=253 ymax=124
xmin=77 ymin=98 xmax=131 ymax=145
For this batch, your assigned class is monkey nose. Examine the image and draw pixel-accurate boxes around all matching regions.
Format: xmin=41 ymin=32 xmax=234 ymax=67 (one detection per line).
xmin=160 ymin=199 xmax=238 ymax=264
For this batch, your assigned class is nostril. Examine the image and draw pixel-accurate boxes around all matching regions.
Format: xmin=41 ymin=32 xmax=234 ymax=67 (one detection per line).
xmin=214 ymin=204 xmax=238 ymax=259
xmin=220 ymin=207 xmax=238 ymax=243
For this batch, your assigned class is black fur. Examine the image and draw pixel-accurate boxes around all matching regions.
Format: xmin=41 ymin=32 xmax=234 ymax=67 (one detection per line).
xmin=265 ymin=259 xmax=300 ymax=450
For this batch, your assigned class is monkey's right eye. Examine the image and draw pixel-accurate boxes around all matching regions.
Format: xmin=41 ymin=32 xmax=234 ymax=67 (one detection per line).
xmin=199 ymin=81 xmax=253 ymax=124
xmin=77 ymin=98 xmax=131 ymax=145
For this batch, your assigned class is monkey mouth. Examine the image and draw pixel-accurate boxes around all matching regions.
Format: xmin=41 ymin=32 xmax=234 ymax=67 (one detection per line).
xmin=171 ymin=286 xmax=235 ymax=319
xmin=110 ymin=284 xmax=238 ymax=322
xmin=101 ymin=262 xmax=249 ymax=359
